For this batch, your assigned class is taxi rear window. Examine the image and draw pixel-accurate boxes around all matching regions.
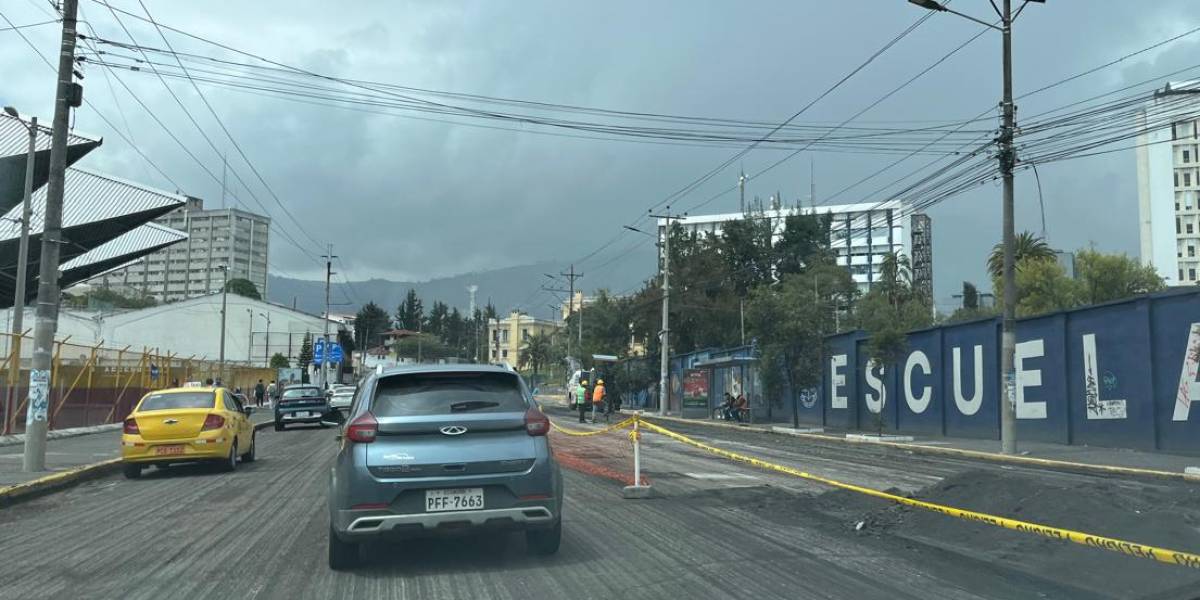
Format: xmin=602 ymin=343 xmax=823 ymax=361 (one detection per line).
xmin=138 ymin=391 xmax=215 ymax=411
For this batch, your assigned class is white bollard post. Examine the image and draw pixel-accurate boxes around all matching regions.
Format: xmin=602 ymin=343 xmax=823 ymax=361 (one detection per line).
xmin=622 ymin=412 xmax=653 ymax=499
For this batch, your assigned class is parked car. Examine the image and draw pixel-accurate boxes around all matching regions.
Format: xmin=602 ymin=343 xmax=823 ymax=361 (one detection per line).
xmin=274 ymin=385 xmax=330 ymax=430
xmin=120 ymin=387 xmax=256 ymax=478
xmin=328 ymin=385 xmax=355 ymax=407
xmin=327 ymin=364 xmax=562 ymax=570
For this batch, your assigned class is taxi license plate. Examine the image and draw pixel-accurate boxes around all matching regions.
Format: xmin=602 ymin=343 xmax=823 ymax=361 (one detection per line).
xmin=425 ymin=488 xmax=484 ymax=512
xmin=154 ymin=445 xmax=185 ymax=456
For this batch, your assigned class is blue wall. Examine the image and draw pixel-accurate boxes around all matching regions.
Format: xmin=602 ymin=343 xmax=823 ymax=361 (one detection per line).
xmin=822 ymin=289 xmax=1200 ymax=455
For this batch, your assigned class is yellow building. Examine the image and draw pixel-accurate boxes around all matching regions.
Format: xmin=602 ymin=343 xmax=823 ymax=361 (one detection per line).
xmin=487 ymin=311 xmax=561 ymax=367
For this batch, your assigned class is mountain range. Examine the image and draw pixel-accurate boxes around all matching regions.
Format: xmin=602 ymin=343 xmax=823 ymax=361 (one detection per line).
xmin=267 ymin=259 xmax=652 ymax=319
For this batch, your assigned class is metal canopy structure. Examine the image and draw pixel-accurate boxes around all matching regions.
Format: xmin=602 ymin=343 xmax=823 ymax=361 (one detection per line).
xmin=0 ymin=112 xmax=102 ymax=215
xmin=0 ymin=168 xmax=188 ymax=309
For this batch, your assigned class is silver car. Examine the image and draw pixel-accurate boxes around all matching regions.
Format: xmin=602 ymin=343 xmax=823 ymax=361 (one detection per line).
xmin=326 ymin=365 xmax=563 ymax=569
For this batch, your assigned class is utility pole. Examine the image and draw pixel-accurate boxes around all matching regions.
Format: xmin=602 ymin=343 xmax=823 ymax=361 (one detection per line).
xmin=1 ymin=109 xmax=35 ymax=436
xmin=738 ymin=170 xmax=747 ymax=214
xmin=246 ymin=309 xmax=254 ymax=365
xmin=261 ymin=312 xmax=271 ymax=366
xmin=467 ymin=285 xmax=478 ymax=363
xmin=217 ymin=265 xmax=229 ymax=383
xmin=322 ymin=244 xmax=336 ymax=388
xmin=908 ymin=0 xmax=1042 ymax=455
xmin=559 ymin=265 xmax=583 ymax=369
xmin=649 ymin=206 xmax=683 ymax=416
xmin=24 ymin=0 xmax=80 ymax=471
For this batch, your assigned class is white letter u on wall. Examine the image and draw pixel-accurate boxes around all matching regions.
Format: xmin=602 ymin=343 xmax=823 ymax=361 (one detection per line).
xmin=953 ymin=345 xmax=983 ymax=416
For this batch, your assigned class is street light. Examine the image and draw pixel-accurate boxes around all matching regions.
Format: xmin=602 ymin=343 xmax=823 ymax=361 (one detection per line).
xmin=908 ymin=0 xmax=1043 ymax=455
xmin=1 ymin=107 xmax=36 ymax=436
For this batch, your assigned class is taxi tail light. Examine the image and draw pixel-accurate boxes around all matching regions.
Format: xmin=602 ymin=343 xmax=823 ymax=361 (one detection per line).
xmin=524 ymin=407 xmax=549 ymax=437
xmin=201 ymin=414 xmax=225 ymax=431
xmin=123 ymin=417 xmax=139 ymax=435
xmin=346 ymin=412 xmax=378 ymax=443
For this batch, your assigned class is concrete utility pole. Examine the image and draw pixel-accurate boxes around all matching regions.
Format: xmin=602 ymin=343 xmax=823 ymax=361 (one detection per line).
xmin=24 ymin=0 xmax=80 ymax=472
xmin=738 ymin=170 xmax=747 ymax=214
xmin=261 ymin=312 xmax=271 ymax=366
xmin=218 ymin=265 xmax=229 ymax=382
xmin=559 ymin=265 xmax=583 ymax=369
xmin=909 ymin=0 xmax=1042 ymax=455
xmin=246 ymin=309 xmax=255 ymax=365
xmin=467 ymin=285 xmax=478 ymax=362
xmin=2 ymin=109 xmax=34 ymax=436
xmin=322 ymin=245 xmax=336 ymax=388
xmin=649 ymin=206 xmax=683 ymax=416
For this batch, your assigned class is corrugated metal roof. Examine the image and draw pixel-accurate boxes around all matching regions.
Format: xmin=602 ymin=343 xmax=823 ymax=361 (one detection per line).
xmin=62 ymin=222 xmax=187 ymax=271
xmin=0 ymin=167 xmax=187 ymax=240
xmin=0 ymin=112 xmax=100 ymax=158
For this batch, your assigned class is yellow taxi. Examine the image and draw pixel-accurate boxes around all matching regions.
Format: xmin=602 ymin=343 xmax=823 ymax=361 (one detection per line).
xmin=120 ymin=386 xmax=257 ymax=479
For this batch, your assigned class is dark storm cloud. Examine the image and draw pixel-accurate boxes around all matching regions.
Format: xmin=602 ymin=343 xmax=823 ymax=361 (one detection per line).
xmin=1 ymin=0 xmax=1196 ymax=305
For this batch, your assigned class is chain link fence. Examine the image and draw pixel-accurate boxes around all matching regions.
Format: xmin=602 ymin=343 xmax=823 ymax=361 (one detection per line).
xmin=0 ymin=332 xmax=274 ymax=435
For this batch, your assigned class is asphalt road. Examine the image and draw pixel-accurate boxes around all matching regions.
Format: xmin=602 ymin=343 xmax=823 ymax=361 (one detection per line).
xmin=0 ymin=416 xmax=1197 ymax=600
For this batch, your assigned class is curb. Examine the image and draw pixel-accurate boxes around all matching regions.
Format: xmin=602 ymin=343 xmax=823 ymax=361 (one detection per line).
xmin=0 ymin=423 xmax=124 ymax=448
xmin=0 ymin=420 xmax=276 ymax=508
xmin=629 ymin=411 xmax=1195 ymax=483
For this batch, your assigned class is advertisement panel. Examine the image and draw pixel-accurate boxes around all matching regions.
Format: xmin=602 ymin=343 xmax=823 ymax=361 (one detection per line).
xmin=682 ymin=369 xmax=710 ymax=410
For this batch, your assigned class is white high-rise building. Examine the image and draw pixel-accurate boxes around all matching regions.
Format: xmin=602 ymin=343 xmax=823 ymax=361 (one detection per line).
xmin=658 ymin=200 xmax=933 ymax=296
xmin=1137 ymin=82 xmax=1200 ymax=286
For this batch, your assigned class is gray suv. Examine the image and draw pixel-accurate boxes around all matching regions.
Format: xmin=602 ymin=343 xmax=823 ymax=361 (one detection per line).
xmin=327 ymin=365 xmax=563 ymax=569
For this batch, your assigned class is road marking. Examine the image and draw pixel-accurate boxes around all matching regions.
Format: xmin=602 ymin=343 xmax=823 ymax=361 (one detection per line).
xmin=682 ymin=472 xmax=760 ymax=481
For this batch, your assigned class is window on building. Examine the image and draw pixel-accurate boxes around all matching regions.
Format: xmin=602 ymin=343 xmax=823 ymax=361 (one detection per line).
xmin=1186 ymin=149 xmax=1193 ymax=163
xmin=522 ymin=328 xmax=529 ymax=340
xmin=1180 ymin=269 xmax=1185 ymax=281
xmin=1189 ymin=222 xmax=1196 ymax=234
xmin=1190 ymin=246 xmax=1196 ymax=257
xmin=1187 ymin=172 xmax=1194 ymax=187
xmin=1191 ymin=268 xmax=1197 ymax=281
xmin=1177 ymin=172 xmax=1182 ymax=187
xmin=1179 ymin=219 xmax=1183 ymax=234
xmin=501 ymin=330 xmax=509 ymax=343
xmin=502 ymin=350 xmax=509 ymax=359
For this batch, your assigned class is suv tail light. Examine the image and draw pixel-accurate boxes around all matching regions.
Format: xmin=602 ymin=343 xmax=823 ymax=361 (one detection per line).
xmin=346 ymin=412 xmax=378 ymax=443
xmin=525 ymin=407 xmax=549 ymax=436
xmin=201 ymin=414 xmax=225 ymax=431
xmin=123 ymin=417 xmax=140 ymax=435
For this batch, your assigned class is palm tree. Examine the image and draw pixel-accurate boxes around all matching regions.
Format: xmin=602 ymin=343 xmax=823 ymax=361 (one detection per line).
xmin=878 ymin=252 xmax=912 ymax=308
xmin=987 ymin=231 xmax=1055 ymax=279
xmin=521 ymin=331 xmax=555 ymax=384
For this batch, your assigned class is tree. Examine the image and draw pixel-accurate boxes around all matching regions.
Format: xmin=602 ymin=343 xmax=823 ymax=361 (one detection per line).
xmin=395 ymin=289 xmax=424 ymax=331
xmin=225 ymin=278 xmax=261 ymax=300
xmin=962 ymin=281 xmax=979 ymax=310
xmin=1073 ymin=249 xmax=1165 ymax=305
xmin=427 ymin=301 xmax=450 ymax=339
xmin=747 ymin=263 xmax=856 ymax=414
xmin=521 ymin=331 xmax=556 ymax=383
xmin=298 ymin=333 xmax=313 ymax=371
xmin=945 ymin=281 xmax=997 ymax=323
xmin=354 ymin=302 xmax=391 ymax=351
xmin=1014 ymin=258 xmax=1078 ymax=317
xmin=987 ymin=231 xmax=1055 ymax=280
xmin=269 ymin=353 xmax=290 ymax=369
xmin=337 ymin=328 xmax=356 ymax=356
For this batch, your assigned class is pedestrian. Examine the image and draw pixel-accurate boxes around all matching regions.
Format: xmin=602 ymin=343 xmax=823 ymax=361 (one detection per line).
xmin=171 ymin=378 xmax=180 ymax=388
xmin=721 ymin=392 xmax=736 ymax=421
xmin=592 ymin=379 xmax=606 ymax=423
xmin=733 ymin=392 xmax=749 ymax=423
xmin=204 ymin=377 xmax=214 ymax=386
xmin=576 ymin=379 xmax=589 ymax=423
xmin=254 ymin=379 xmax=266 ymax=408
xmin=267 ymin=380 xmax=277 ymax=407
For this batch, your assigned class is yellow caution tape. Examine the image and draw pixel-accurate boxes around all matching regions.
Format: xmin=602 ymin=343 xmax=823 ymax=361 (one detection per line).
xmin=549 ymin=416 xmax=637 ymax=437
xmin=637 ymin=418 xmax=1200 ymax=571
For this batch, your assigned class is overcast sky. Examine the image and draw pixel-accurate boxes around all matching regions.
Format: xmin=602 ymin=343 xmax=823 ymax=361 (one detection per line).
xmin=2 ymin=0 xmax=1198 ymax=311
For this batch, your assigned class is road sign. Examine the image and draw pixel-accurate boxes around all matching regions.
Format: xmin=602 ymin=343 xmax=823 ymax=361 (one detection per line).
xmin=329 ymin=343 xmax=344 ymax=364
xmin=313 ymin=338 xmax=325 ymax=365
xmin=149 ymin=363 xmax=160 ymax=381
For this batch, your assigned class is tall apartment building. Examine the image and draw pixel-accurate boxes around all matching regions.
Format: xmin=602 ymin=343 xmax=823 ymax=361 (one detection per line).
xmin=658 ymin=200 xmax=933 ymax=295
xmin=1137 ymin=82 xmax=1200 ymax=286
xmin=98 ymin=197 xmax=270 ymax=301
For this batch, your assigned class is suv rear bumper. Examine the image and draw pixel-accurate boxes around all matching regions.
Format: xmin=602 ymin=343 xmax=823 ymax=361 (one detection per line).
xmin=333 ymin=505 xmax=556 ymax=540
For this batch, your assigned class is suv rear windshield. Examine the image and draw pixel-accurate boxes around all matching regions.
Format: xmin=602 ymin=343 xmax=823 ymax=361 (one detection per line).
xmin=139 ymin=391 xmax=215 ymax=411
xmin=282 ymin=387 xmax=322 ymax=399
xmin=372 ymin=372 xmax=527 ymax=416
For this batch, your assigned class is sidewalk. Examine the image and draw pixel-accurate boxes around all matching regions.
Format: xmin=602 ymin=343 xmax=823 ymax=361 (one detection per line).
xmin=0 ymin=416 xmax=276 ymax=490
xmin=628 ymin=411 xmax=1200 ymax=480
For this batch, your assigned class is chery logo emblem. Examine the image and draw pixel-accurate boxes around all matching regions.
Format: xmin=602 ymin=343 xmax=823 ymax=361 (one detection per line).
xmin=439 ymin=425 xmax=468 ymax=436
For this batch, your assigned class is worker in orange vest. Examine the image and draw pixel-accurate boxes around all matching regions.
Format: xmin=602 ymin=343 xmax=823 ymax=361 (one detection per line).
xmin=591 ymin=379 xmax=606 ymax=423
